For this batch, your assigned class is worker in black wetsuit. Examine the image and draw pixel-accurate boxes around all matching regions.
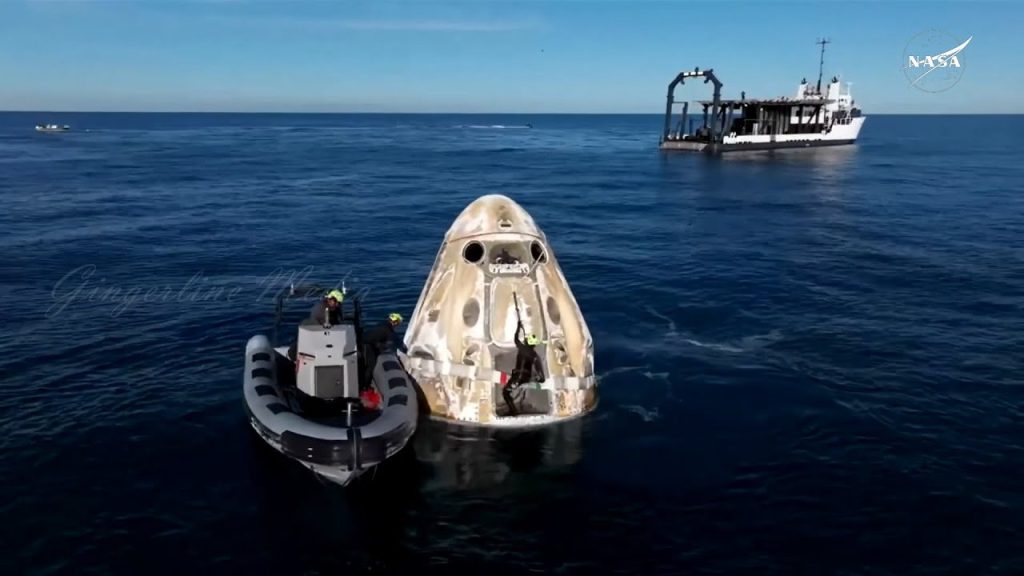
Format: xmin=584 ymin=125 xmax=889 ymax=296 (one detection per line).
xmin=502 ymin=324 xmax=545 ymax=416
xmin=363 ymin=313 xmax=405 ymax=381
xmin=309 ymin=289 xmax=345 ymax=326
xmin=289 ymin=289 xmax=344 ymax=360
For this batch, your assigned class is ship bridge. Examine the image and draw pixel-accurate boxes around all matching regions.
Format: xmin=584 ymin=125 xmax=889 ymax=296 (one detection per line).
xmin=697 ymin=95 xmax=836 ymax=137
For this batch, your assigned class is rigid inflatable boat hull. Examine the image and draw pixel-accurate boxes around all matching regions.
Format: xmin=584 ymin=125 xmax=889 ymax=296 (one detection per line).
xmin=243 ymin=335 xmax=417 ymax=486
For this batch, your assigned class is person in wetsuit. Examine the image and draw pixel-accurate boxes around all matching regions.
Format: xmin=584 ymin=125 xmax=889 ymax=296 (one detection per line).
xmin=288 ymin=289 xmax=345 ymax=361
xmin=495 ymin=248 xmax=517 ymax=264
xmin=502 ymin=324 xmax=545 ymax=416
xmin=309 ymin=289 xmax=345 ymax=326
xmin=362 ymin=313 xmax=405 ymax=381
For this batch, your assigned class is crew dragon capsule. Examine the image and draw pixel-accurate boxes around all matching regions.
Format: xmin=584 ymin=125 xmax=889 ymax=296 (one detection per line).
xmin=400 ymin=194 xmax=597 ymax=426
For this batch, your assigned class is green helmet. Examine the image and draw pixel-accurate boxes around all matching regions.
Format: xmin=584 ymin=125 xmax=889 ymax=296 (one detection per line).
xmin=389 ymin=313 xmax=403 ymax=324
xmin=326 ymin=289 xmax=344 ymax=302
xmin=526 ymin=334 xmax=539 ymax=346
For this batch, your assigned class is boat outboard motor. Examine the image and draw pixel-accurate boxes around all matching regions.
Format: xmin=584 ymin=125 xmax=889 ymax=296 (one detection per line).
xmin=295 ymin=321 xmax=360 ymax=400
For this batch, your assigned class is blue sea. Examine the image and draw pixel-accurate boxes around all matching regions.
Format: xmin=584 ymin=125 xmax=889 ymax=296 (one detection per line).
xmin=1 ymin=112 xmax=1022 ymax=576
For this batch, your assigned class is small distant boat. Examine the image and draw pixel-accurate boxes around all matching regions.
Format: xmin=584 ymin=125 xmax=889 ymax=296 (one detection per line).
xmin=35 ymin=124 xmax=70 ymax=133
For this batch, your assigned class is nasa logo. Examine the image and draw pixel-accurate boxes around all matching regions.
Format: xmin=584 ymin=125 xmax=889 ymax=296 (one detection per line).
xmin=903 ymin=29 xmax=972 ymax=93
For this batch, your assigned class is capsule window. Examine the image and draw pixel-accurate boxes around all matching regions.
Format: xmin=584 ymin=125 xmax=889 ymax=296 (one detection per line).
xmin=490 ymin=243 xmax=526 ymax=265
xmin=463 ymin=241 xmax=484 ymax=263
xmin=531 ymin=241 xmax=547 ymax=263
xmin=410 ymin=347 xmax=434 ymax=360
xmin=463 ymin=344 xmax=480 ymax=366
xmin=552 ymin=340 xmax=568 ymax=364
xmin=546 ymin=296 xmax=561 ymax=325
xmin=463 ymin=298 xmax=480 ymax=327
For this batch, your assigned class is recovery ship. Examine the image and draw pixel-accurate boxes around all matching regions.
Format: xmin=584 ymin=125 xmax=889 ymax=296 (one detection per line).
xmin=659 ymin=39 xmax=865 ymax=153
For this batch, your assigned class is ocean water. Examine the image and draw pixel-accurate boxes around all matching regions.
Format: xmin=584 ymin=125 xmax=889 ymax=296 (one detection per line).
xmin=1 ymin=112 xmax=1022 ymax=576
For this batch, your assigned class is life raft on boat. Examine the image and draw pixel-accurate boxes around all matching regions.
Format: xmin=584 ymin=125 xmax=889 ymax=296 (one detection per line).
xmin=242 ymin=284 xmax=418 ymax=486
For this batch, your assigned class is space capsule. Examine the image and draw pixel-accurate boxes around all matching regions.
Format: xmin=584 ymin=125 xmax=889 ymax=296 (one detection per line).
xmin=401 ymin=194 xmax=596 ymax=426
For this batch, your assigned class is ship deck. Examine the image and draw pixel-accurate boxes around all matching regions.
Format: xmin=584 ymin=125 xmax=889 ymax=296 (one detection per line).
xmin=659 ymin=139 xmax=710 ymax=152
xmin=696 ymin=97 xmax=832 ymax=108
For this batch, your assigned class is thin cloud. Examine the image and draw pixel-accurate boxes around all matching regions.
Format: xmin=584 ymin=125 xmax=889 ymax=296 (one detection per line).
xmin=225 ymin=15 xmax=542 ymax=33
xmin=21 ymin=3 xmax=542 ymax=33
xmin=328 ymin=19 xmax=539 ymax=32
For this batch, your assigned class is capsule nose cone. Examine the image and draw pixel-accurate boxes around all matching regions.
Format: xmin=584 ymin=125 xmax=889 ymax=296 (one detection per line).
xmin=446 ymin=194 xmax=543 ymax=241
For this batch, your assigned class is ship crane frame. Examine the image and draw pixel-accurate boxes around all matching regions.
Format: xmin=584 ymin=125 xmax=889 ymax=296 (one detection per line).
xmin=660 ymin=67 xmax=724 ymax=153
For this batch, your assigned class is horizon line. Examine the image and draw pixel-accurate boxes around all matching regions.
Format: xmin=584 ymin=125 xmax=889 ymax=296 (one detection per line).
xmin=2 ymin=110 xmax=1021 ymax=116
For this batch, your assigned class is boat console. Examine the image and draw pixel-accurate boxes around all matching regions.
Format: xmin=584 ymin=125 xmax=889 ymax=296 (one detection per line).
xmin=295 ymin=323 xmax=360 ymax=400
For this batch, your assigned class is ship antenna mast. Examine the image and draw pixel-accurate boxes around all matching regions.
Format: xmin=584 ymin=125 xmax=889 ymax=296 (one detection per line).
xmin=816 ymin=37 xmax=831 ymax=93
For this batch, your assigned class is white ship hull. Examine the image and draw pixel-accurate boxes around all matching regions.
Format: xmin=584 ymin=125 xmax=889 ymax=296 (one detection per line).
xmin=662 ymin=117 xmax=865 ymax=153
xmin=721 ymin=116 xmax=865 ymax=150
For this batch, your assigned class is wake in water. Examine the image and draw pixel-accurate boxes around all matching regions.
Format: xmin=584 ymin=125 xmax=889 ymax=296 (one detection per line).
xmin=453 ymin=124 xmax=533 ymax=129
xmin=597 ymin=365 xmax=649 ymax=379
xmin=621 ymin=404 xmax=660 ymax=422
xmin=683 ymin=329 xmax=784 ymax=353
xmin=642 ymin=305 xmax=784 ymax=355
xmin=598 ymin=367 xmax=679 ymax=423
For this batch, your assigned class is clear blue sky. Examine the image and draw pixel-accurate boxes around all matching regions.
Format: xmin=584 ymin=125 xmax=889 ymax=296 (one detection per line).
xmin=1 ymin=0 xmax=1020 ymax=113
